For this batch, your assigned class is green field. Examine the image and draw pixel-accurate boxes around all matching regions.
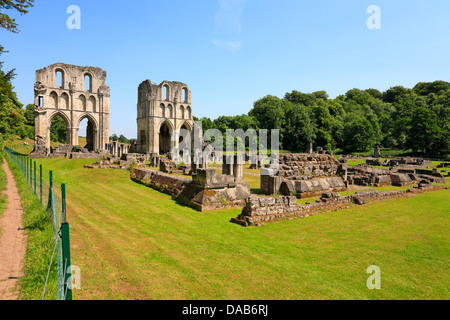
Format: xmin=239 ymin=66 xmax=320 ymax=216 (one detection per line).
xmin=19 ymin=157 xmax=449 ymax=300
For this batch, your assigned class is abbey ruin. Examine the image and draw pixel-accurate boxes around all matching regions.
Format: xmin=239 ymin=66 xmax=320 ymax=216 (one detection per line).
xmin=33 ymin=63 xmax=110 ymax=155
xmin=134 ymin=80 xmax=194 ymax=155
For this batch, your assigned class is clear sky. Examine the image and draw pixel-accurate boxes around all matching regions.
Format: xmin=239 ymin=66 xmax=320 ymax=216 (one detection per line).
xmin=1 ymin=0 xmax=449 ymax=138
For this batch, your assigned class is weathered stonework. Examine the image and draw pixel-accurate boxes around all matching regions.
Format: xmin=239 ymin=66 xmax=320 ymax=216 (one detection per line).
xmin=347 ymin=165 xmax=392 ymax=187
xmin=231 ymin=186 xmax=447 ymax=227
xmin=131 ymin=167 xmax=251 ymax=212
xmin=260 ymin=153 xmax=346 ymax=197
xmin=33 ymin=63 xmax=110 ymax=153
xmin=134 ymin=79 xmax=194 ymax=155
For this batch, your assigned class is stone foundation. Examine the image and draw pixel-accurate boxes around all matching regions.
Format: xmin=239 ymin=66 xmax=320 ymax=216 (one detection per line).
xmin=231 ymin=186 xmax=447 ymax=227
xmin=131 ymin=167 xmax=250 ymax=212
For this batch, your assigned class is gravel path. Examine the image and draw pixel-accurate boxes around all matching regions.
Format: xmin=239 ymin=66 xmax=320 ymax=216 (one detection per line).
xmin=0 ymin=159 xmax=27 ymax=300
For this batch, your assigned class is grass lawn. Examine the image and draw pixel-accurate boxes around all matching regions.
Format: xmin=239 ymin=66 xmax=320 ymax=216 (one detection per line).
xmin=24 ymin=157 xmax=450 ymax=300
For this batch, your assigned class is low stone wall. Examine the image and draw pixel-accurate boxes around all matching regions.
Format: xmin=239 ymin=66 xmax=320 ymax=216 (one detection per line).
xmin=131 ymin=168 xmax=190 ymax=196
xmin=70 ymin=153 xmax=104 ymax=159
xmin=347 ymin=165 xmax=392 ymax=187
xmin=131 ymin=167 xmax=251 ymax=212
xmin=292 ymin=176 xmax=346 ymax=198
xmin=277 ymin=153 xmax=340 ymax=177
xmin=231 ymin=186 xmax=446 ymax=227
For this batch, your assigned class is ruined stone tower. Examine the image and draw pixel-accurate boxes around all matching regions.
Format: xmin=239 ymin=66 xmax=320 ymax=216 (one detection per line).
xmin=136 ymin=79 xmax=194 ymax=154
xmin=34 ymin=63 xmax=110 ymax=151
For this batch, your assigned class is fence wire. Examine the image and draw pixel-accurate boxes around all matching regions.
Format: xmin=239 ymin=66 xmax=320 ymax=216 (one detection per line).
xmin=4 ymin=147 xmax=69 ymax=300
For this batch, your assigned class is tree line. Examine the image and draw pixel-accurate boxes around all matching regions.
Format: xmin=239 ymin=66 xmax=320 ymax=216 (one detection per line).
xmin=196 ymin=82 xmax=450 ymax=157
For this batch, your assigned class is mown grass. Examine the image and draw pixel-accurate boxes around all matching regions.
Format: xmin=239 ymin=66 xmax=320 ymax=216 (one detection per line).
xmin=1 ymin=153 xmax=58 ymax=300
xmin=26 ymin=157 xmax=450 ymax=300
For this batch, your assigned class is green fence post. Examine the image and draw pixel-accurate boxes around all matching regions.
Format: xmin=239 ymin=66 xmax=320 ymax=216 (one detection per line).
xmin=47 ymin=171 xmax=53 ymax=212
xmin=61 ymin=222 xmax=72 ymax=300
xmin=34 ymin=161 xmax=37 ymax=195
xmin=62 ymin=184 xmax=66 ymax=223
xmin=40 ymin=164 xmax=43 ymax=204
xmin=30 ymin=159 xmax=33 ymax=188
xmin=26 ymin=157 xmax=29 ymax=184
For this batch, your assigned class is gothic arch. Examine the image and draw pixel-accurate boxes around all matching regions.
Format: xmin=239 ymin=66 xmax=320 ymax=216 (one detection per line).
xmin=77 ymin=113 xmax=99 ymax=151
xmin=47 ymin=111 xmax=71 ymax=147
xmin=49 ymin=91 xmax=58 ymax=109
xmin=88 ymin=96 xmax=96 ymax=112
xmin=158 ymin=120 xmax=174 ymax=155
xmin=55 ymin=68 xmax=66 ymax=88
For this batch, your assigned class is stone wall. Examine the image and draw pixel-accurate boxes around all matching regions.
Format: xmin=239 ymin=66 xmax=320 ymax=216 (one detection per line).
xmin=131 ymin=168 xmax=190 ymax=196
xmin=346 ymin=165 xmax=392 ymax=187
xmin=232 ymin=186 xmax=446 ymax=227
xmin=131 ymin=167 xmax=251 ymax=212
xmin=260 ymin=153 xmax=344 ymax=196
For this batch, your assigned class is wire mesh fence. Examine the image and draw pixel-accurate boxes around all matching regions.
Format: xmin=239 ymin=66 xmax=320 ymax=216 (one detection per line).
xmin=4 ymin=147 xmax=72 ymax=300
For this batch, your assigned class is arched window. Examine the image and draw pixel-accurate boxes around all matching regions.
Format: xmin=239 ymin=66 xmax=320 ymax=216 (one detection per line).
xmin=50 ymin=91 xmax=58 ymax=109
xmin=182 ymin=88 xmax=188 ymax=103
xmin=167 ymin=105 xmax=173 ymax=118
xmin=79 ymin=95 xmax=86 ymax=111
xmin=61 ymin=93 xmax=69 ymax=109
xmin=180 ymin=106 xmax=185 ymax=119
xmin=160 ymin=104 xmax=166 ymax=118
xmin=89 ymin=96 xmax=96 ymax=112
xmin=84 ymin=74 xmax=92 ymax=92
xmin=56 ymin=70 xmax=64 ymax=88
xmin=163 ymin=85 xmax=169 ymax=101
xmin=187 ymin=106 xmax=192 ymax=119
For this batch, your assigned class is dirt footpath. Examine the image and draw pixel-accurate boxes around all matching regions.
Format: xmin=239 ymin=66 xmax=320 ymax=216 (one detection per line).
xmin=0 ymin=159 xmax=27 ymax=300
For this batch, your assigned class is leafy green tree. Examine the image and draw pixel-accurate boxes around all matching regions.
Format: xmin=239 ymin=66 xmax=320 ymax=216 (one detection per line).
xmin=413 ymin=81 xmax=450 ymax=96
xmin=405 ymin=107 xmax=442 ymax=155
xmin=0 ymin=0 xmax=34 ymax=34
xmin=341 ymin=114 xmax=378 ymax=153
xmin=284 ymin=103 xmax=316 ymax=152
xmin=382 ymin=86 xmax=415 ymax=104
xmin=0 ymin=51 xmax=24 ymax=147
xmin=249 ymin=95 xmax=288 ymax=148
xmin=50 ymin=115 xmax=67 ymax=143
xmin=365 ymin=88 xmax=383 ymax=100
xmin=284 ymin=91 xmax=316 ymax=106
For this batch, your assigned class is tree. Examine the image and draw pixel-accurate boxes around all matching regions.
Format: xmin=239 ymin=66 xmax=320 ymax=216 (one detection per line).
xmin=406 ymin=107 xmax=447 ymax=155
xmin=413 ymin=81 xmax=450 ymax=96
xmin=382 ymin=86 xmax=414 ymax=104
xmin=284 ymin=103 xmax=316 ymax=152
xmin=285 ymin=91 xmax=316 ymax=106
xmin=118 ymin=134 xmax=130 ymax=144
xmin=341 ymin=114 xmax=378 ymax=153
xmin=50 ymin=116 xmax=67 ymax=143
xmin=249 ymin=95 xmax=288 ymax=148
xmin=0 ymin=0 xmax=34 ymax=34
xmin=0 ymin=50 xmax=24 ymax=147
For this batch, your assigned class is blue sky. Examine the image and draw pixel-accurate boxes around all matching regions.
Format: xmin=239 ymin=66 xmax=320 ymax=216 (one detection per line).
xmin=1 ymin=0 xmax=449 ymax=138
